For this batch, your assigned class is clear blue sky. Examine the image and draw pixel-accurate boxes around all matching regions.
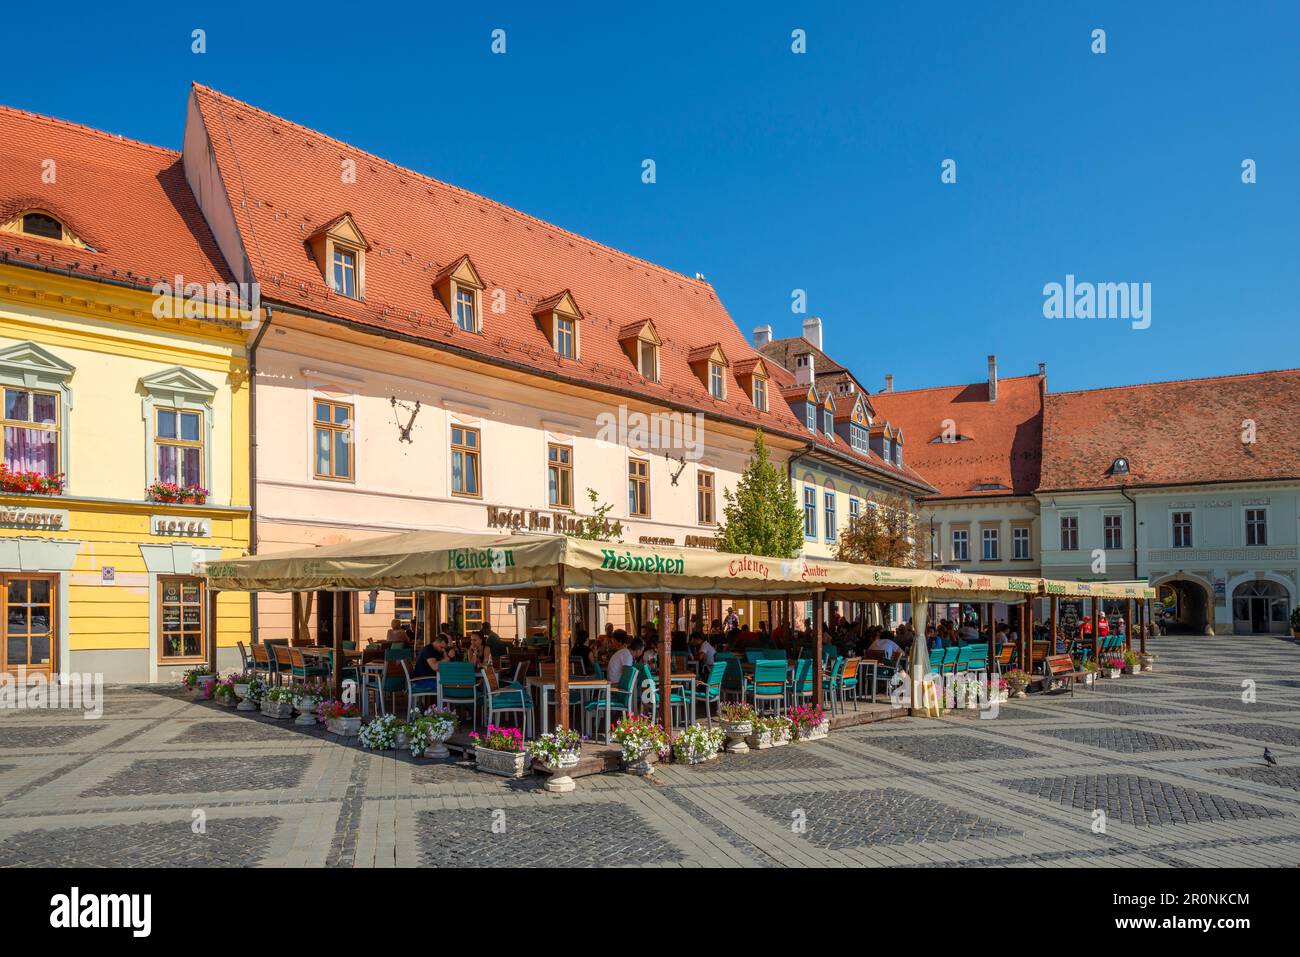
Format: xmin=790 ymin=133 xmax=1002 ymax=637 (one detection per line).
xmin=4 ymin=1 xmax=1297 ymax=393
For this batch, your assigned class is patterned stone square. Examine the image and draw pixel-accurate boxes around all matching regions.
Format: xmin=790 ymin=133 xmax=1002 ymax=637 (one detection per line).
xmin=1214 ymin=766 xmax=1300 ymax=791
xmin=1166 ymin=698 xmax=1294 ymax=714
xmin=741 ymin=786 xmax=1019 ymax=848
xmin=854 ymin=733 xmax=1040 ymax=763
xmin=82 ymin=755 xmax=312 ymax=796
xmin=0 ymin=817 xmax=278 ymax=867
xmin=685 ymin=744 xmax=838 ymax=773
xmin=0 ymin=725 xmax=102 ymax=750
xmin=1035 ymin=727 xmax=1219 ymax=753
xmin=412 ymin=760 xmax=504 ymax=786
xmin=1001 ymin=773 xmax=1289 ymax=826
xmin=1047 ymin=699 xmax=1184 ymax=717
xmin=1188 ymin=723 xmax=1300 ymax=748
xmin=1164 ymin=679 xmax=1254 ymax=693
xmin=416 ymin=803 xmax=684 ymax=867
xmin=167 ymin=720 xmax=299 ymax=744
xmin=1090 ymin=681 xmax=1173 ymax=695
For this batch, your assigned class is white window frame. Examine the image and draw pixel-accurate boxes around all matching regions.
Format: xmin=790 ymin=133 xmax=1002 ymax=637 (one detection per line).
xmin=1060 ymin=514 xmax=1079 ymax=552
xmin=981 ymin=527 xmax=999 ymax=561
xmin=1103 ymin=512 xmax=1124 ymax=551
xmin=1244 ymin=506 xmax=1268 ymax=547
xmin=951 ymin=527 xmax=970 ymax=562
xmin=1171 ymin=510 xmax=1193 ymax=549
xmin=1012 ymin=525 xmax=1031 ymax=560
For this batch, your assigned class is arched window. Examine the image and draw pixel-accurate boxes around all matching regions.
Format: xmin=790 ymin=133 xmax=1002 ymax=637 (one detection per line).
xmin=22 ymin=213 xmax=63 ymax=241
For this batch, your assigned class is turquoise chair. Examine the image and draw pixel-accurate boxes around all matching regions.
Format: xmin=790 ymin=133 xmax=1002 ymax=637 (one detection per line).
xmin=717 ymin=652 xmax=745 ymax=700
xmin=791 ymin=658 xmax=814 ymax=709
xmin=584 ymin=663 xmax=637 ymax=738
xmin=678 ymin=659 xmax=727 ymax=726
xmin=745 ymin=650 xmax=765 ymax=665
xmin=750 ymin=659 xmax=788 ymax=716
xmin=821 ymin=656 xmax=845 ymax=715
xmin=635 ymin=664 xmax=687 ymax=726
xmin=436 ymin=661 xmax=479 ymax=728
xmin=479 ymin=669 xmax=532 ymax=737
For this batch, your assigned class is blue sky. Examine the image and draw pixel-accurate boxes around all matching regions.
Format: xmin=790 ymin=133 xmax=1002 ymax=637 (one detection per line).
xmin=4 ymin=1 xmax=1297 ymax=393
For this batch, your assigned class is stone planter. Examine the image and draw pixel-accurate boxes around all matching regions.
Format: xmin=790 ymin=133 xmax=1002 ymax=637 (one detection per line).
xmin=812 ymin=720 xmax=830 ymax=739
xmin=294 ymin=696 xmax=320 ymax=725
xmin=215 ymin=692 xmax=238 ymax=708
xmin=1104 ymin=668 xmax=1122 ymax=680
xmin=721 ymin=720 xmax=752 ymax=754
xmin=745 ymin=729 xmax=773 ymax=750
xmin=772 ymin=728 xmax=792 ymax=747
xmin=1140 ymin=656 xmax=1155 ymax=672
xmin=537 ymin=751 xmax=580 ymax=793
xmin=261 ymin=698 xmax=295 ymax=719
xmin=474 ymin=745 xmax=527 ymax=779
xmin=192 ymin=675 xmax=216 ymax=700
xmin=327 ymin=716 xmax=361 ymax=736
xmin=622 ymin=748 xmax=655 ymax=776
xmin=234 ymin=683 xmax=258 ymax=711
xmin=1011 ymin=689 xmax=1028 ymax=699
xmin=677 ymin=747 xmax=719 ymax=765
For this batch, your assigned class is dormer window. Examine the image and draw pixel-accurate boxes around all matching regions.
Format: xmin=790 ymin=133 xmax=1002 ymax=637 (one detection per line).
xmin=433 ymin=256 xmax=485 ymax=334
xmin=734 ymin=358 xmax=769 ymax=413
xmin=823 ymin=408 xmax=833 ymax=436
xmin=534 ymin=291 xmax=582 ymax=360
xmin=0 ymin=209 xmax=91 ymax=249
xmin=618 ymin=320 xmax=661 ymax=383
xmin=455 ymin=286 xmax=477 ymax=331
xmin=639 ymin=341 xmax=658 ymax=380
xmin=306 ymin=213 xmax=368 ymax=301
xmin=688 ymin=344 xmax=729 ymax=399
xmin=1110 ymin=457 xmax=1130 ymax=475
xmin=22 ymin=213 xmax=62 ymax=241
xmin=752 ymin=377 xmax=767 ymax=411
xmin=805 ymin=402 xmax=816 ymax=432
xmin=332 ymin=248 xmax=357 ymax=298
xmin=709 ymin=362 xmax=725 ymax=399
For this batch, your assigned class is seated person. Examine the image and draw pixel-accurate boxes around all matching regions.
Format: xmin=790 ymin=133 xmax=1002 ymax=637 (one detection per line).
xmin=465 ymin=631 xmax=494 ymax=669
xmin=482 ymin=625 xmax=509 ymax=657
xmin=385 ymin=618 xmax=408 ymax=644
xmin=868 ymin=632 xmax=903 ymax=661
xmin=571 ymin=629 xmax=593 ymax=673
xmin=691 ymin=630 xmax=717 ymax=668
xmin=606 ymin=633 xmax=635 ymax=686
xmin=411 ymin=633 xmax=448 ymax=680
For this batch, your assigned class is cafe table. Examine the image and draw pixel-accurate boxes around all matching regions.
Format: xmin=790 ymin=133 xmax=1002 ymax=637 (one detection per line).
xmin=527 ymin=676 xmax=612 ymax=742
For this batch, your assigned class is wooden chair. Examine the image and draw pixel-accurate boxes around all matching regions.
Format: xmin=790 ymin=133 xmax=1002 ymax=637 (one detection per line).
xmin=1045 ymin=654 xmax=1088 ymax=696
xmin=271 ymin=643 xmax=294 ymax=686
xmin=249 ymin=642 xmax=273 ymax=683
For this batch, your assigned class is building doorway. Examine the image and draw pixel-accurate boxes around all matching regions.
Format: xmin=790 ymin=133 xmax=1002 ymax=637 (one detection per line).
xmin=3 ymin=574 xmax=56 ymax=677
xmin=1156 ymin=579 xmax=1210 ymax=635
xmin=1232 ymin=580 xmax=1290 ymax=635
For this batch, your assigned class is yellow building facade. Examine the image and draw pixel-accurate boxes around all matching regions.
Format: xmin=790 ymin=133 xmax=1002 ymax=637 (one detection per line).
xmin=0 ymin=265 xmax=250 ymax=683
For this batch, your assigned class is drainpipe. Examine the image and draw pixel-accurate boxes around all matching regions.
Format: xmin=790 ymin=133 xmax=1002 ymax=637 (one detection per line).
xmin=1119 ymin=485 xmax=1138 ymax=582
xmin=246 ymin=306 xmax=273 ymax=643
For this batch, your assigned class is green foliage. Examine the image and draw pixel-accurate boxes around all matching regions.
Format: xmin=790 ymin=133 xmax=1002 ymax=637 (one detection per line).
xmin=565 ymin=488 xmax=624 ymax=542
xmin=717 ymin=430 xmax=804 ymax=558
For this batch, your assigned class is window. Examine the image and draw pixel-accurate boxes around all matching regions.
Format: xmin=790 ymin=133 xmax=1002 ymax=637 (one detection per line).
xmin=1 ymin=387 xmax=59 ymax=475
xmin=952 ymin=528 xmax=970 ymax=561
xmin=332 ymin=248 xmax=357 ymax=298
xmin=628 ymin=458 xmax=649 ymax=516
xmin=848 ymin=497 xmax=860 ymax=529
xmin=21 ymin=213 xmax=63 ymax=241
xmin=697 ymin=470 xmax=715 ymax=525
xmin=393 ymin=592 xmax=416 ymax=622
xmin=1246 ymin=508 xmax=1267 ymax=546
xmin=708 ymin=363 xmax=725 ymax=399
xmin=850 ymin=424 xmax=868 ymax=452
xmin=3 ymin=574 xmax=55 ymax=675
xmin=824 ymin=492 xmax=837 ymax=542
xmin=159 ymin=576 xmax=205 ymax=662
xmin=555 ymin=316 xmax=576 ymax=359
xmin=455 ymin=286 xmax=478 ymax=332
xmin=981 ymin=527 xmax=999 ymax=561
xmin=803 ymin=486 xmax=817 ymax=539
xmin=638 ymin=341 xmax=658 ymax=381
xmin=313 ymin=400 xmax=353 ymax=480
xmin=823 ymin=409 xmax=833 ymax=436
xmin=752 ymin=377 xmax=767 ymax=412
xmin=882 ymin=438 xmax=892 ymax=461
xmin=547 ymin=444 xmax=573 ymax=509
xmin=805 ymin=403 xmax=816 ymax=432
xmin=1060 ymin=516 xmax=1079 ymax=551
xmin=1172 ymin=511 xmax=1193 ymax=548
xmin=451 ymin=426 xmax=481 ymax=497
xmin=155 ymin=407 xmax=203 ymax=488
xmin=1103 ymin=514 xmax=1123 ymax=551
xmin=1012 ymin=526 xmax=1031 ymax=560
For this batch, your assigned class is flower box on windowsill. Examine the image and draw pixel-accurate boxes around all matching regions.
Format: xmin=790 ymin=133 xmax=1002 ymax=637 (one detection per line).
xmin=0 ymin=466 xmax=66 ymax=497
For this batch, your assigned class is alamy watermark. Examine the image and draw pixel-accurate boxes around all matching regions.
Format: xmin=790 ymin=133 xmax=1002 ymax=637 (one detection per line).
xmin=1 ymin=672 xmax=103 ymax=719
xmin=1043 ymin=274 xmax=1151 ymax=330
xmin=151 ymin=276 xmax=262 ymax=330
xmin=595 ymin=405 xmax=705 ymax=461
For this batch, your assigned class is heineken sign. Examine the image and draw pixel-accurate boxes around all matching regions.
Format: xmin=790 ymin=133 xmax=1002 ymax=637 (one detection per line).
xmin=600 ymin=549 xmax=684 ymax=575
xmin=447 ymin=547 xmax=515 ymax=572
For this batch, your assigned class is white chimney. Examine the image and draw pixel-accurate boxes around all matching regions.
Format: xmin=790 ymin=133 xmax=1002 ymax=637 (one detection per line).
xmin=753 ymin=324 xmax=773 ymax=347
xmin=987 ymin=355 xmax=998 ymax=402
xmin=884 ymin=374 xmax=894 ymax=393
xmin=835 ymin=380 xmax=855 ymax=396
xmin=801 ymin=316 xmax=823 ymax=350
xmin=794 ymin=353 xmax=815 ymax=387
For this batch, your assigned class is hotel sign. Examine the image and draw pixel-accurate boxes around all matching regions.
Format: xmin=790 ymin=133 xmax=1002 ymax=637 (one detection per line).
xmin=485 ymin=505 xmax=621 ymax=539
xmin=0 ymin=507 xmax=69 ymax=531
xmin=152 ymin=515 xmax=211 ymax=537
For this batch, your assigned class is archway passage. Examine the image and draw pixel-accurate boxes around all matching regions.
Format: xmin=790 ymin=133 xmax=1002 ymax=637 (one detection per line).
xmin=1157 ymin=580 xmax=1210 ymax=635
xmin=1232 ymin=580 xmax=1291 ymax=635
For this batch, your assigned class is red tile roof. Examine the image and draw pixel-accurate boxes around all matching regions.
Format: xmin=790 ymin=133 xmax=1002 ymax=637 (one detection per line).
xmin=0 ymin=104 xmax=232 ymax=291
xmin=870 ymin=374 xmax=1044 ymax=498
xmin=1039 ymin=369 xmax=1300 ymax=491
xmin=187 ymin=84 xmax=801 ymax=433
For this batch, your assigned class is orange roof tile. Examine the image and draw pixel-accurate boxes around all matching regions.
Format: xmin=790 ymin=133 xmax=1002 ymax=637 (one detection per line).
xmin=870 ymin=374 xmax=1045 ymax=498
xmin=187 ymin=84 xmax=800 ymax=433
xmin=1039 ymin=369 xmax=1300 ymax=491
xmin=0 ymin=104 xmax=233 ymax=292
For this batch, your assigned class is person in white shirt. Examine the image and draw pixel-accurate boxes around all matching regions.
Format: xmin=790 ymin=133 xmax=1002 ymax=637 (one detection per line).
xmin=607 ymin=636 xmax=635 ymax=687
xmin=692 ymin=633 xmax=717 ymax=668
xmin=868 ymin=635 xmax=902 ymax=660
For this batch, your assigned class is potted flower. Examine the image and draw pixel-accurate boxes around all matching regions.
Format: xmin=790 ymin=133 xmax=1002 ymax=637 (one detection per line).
xmin=951 ymin=673 xmax=983 ymax=709
xmin=526 ymin=725 xmax=583 ymax=792
xmin=611 ymin=714 xmax=669 ymax=776
xmin=180 ymin=484 xmax=208 ymax=505
xmin=791 ymin=704 xmax=828 ymax=741
xmin=1101 ymin=654 xmax=1123 ymax=679
xmin=414 ymin=706 xmax=457 ymax=758
xmin=213 ymin=674 xmax=239 ymax=707
xmin=672 ymin=721 xmax=726 ymax=765
xmin=1005 ymin=669 xmax=1031 ymax=698
xmin=768 ymin=715 xmax=794 ymax=746
xmin=989 ymin=674 xmax=1009 ymax=704
xmin=260 ymin=685 xmax=297 ymax=719
xmin=318 ymin=699 xmax=361 ymax=735
xmin=1139 ymin=651 xmax=1156 ymax=672
xmin=1121 ymin=649 xmax=1140 ymax=675
xmin=746 ymin=715 xmax=775 ymax=750
xmin=0 ymin=464 xmax=65 ymax=496
xmin=469 ymin=724 xmax=527 ymax=778
xmin=182 ymin=665 xmax=216 ymax=699
xmin=146 ymin=480 xmax=182 ymax=503
xmin=718 ymin=701 xmax=756 ymax=754
xmin=293 ymin=680 xmax=324 ymax=725
xmin=359 ymin=713 xmax=400 ymax=749
xmin=239 ymin=676 xmax=266 ymax=711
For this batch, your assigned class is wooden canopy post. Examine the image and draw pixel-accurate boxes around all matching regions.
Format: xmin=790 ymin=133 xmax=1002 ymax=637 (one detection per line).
xmin=659 ymin=593 xmax=673 ymax=740
xmin=812 ymin=594 xmax=824 ymax=708
xmin=1092 ymin=597 xmax=1101 ymax=663
xmin=1018 ymin=601 xmax=1029 ymax=670
xmin=290 ymin=592 xmax=300 ymax=645
xmin=206 ymin=588 xmax=219 ymax=673
xmin=1139 ymin=600 xmax=1147 ymax=654
xmin=1125 ymin=599 xmax=1134 ymax=652
xmin=332 ymin=593 xmax=345 ymax=698
xmin=554 ymin=580 xmax=570 ymax=734
xmin=987 ymin=610 xmax=996 ymax=668
xmin=1048 ymin=595 xmax=1058 ymax=666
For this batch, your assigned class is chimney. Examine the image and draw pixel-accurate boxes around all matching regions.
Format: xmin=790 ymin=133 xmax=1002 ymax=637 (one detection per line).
xmin=884 ymin=374 xmax=894 ymax=393
xmin=802 ymin=315 xmax=823 ymax=351
xmin=1038 ymin=361 xmax=1047 ymax=385
xmin=987 ymin=355 xmax=998 ymax=402
xmin=794 ymin=353 xmax=815 ymax=387
xmin=752 ymin=324 xmax=773 ymax=347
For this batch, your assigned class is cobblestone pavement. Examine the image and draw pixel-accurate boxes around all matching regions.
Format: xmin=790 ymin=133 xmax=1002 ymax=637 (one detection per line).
xmin=1 ymin=635 xmax=1298 ymax=867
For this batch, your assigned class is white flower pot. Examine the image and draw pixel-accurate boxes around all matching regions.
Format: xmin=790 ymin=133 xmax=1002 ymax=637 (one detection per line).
xmin=772 ymin=729 xmax=792 ymax=747
xmin=423 ymin=738 xmax=450 ymax=759
xmin=233 ymin=683 xmax=250 ymax=700
xmin=294 ymin=696 xmax=320 ymax=725
xmin=622 ymin=748 xmax=654 ymax=776
xmin=745 ymin=729 xmax=773 ymax=750
xmin=475 ymin=745 xmax=527 ymax=779
xmin=261 ymin=698 xmax=295 ymax=719
xmin=192 ymin=675 xmax=216 ymax=699
xmin=327 ymin=716 xmax=361 ymax=736
xmin=721 ymin=720 xmax=752 ymax=754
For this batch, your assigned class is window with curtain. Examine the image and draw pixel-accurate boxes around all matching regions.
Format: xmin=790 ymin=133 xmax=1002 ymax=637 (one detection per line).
xmin=1 ymin=387 xmax=59 ymax=474
xmin=155 ymin=407 xmax=203 ymax=487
